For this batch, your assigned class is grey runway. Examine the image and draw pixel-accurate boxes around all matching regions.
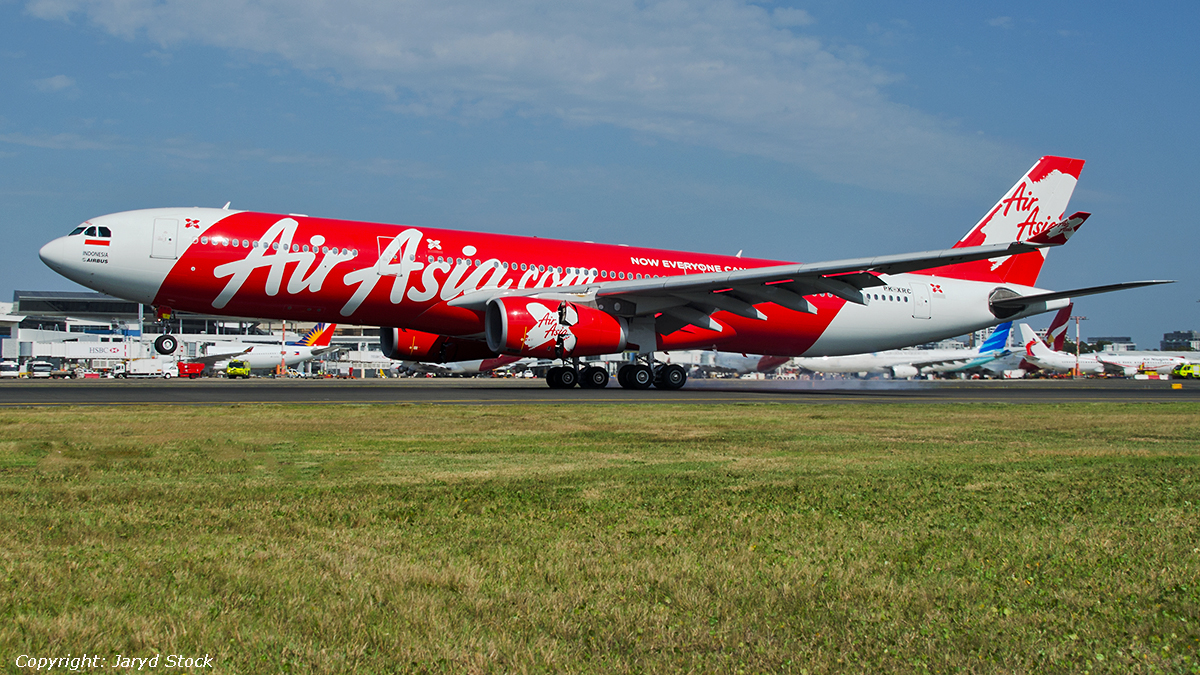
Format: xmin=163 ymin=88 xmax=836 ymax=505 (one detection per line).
xmin=0 ymin=377 xmax=1196 ymax=406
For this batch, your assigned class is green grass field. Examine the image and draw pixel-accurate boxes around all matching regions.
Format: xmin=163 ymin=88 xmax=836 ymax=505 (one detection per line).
xmin=1 ymin=403 xmax=1198 ymax=673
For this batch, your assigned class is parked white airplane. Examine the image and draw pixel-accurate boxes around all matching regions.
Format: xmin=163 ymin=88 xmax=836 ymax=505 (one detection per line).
xmin=188 ymin=323 xmax=342 ymax=372
xmin=981 ymin=303 xmax=1073 ymax=376
xmin=793 ymin=322 xmax=1013 ymax=378
xmin=1017 ymin=324 xmax=1185 ymax=375
xmin=691 ymin=352 xmax=791 ymax=377
xmin=399 ymin=355 xmax=524 ymax=376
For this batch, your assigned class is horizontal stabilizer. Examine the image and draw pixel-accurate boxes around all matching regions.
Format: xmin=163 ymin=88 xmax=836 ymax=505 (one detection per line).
xmin=990 ymin=280 xmax=1173 ymax=311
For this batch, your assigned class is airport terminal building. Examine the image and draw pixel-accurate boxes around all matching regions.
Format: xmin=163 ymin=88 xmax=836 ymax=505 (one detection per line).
xmin=1 ymin=290 xmax=385 ymax=374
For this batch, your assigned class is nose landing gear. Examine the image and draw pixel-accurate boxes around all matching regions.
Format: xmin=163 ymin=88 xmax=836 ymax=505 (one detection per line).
xmin=154 ymin=334 xmax=178 ymax=355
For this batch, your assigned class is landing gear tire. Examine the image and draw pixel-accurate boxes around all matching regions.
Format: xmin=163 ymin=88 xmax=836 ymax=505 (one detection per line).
xmin=619 ymin=364 xmax=653 ymax=390
xmin=154 ymin=334 xmax=178 ymax=355
xmin=546 ymin=366 xmax=578 ymax=389
xmin=558 ymin=367 xmax=578 ymax=388
xmin=654 ymin=364 xmax=687 ymax=390
xmin=580 ymin=366 xmax=610 ymax=389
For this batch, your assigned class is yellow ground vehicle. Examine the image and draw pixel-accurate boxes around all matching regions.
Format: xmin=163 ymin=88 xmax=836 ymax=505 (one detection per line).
xmin=1171 ymin=363 xmax=1200 ymax=379
xmin=225 ymin=359 xmax=252 ymax=379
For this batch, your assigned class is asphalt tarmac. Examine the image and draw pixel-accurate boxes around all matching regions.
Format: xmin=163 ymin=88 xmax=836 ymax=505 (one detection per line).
xmin=0 ymin=376 xmax=1196 ymax=406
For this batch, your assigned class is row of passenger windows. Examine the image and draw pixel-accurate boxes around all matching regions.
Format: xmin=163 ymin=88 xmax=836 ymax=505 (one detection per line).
xmin=424 ymin=255 xmax=665 ymax=281
xmin=196 ymin=236 xmax=358 ymax=257
xmin=869 ymin=293 xmax=908 ymax=303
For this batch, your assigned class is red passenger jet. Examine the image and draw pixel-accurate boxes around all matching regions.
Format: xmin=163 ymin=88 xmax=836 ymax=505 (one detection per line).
xmin=39 ymin=156 xmax=1167 ymax=390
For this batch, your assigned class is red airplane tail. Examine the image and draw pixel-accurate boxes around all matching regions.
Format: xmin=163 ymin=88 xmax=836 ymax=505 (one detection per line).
xmin=925 ymin=156 xmax=1085 ymax=287
xmin=1046 ymin=303 xmax=1073 ymax=351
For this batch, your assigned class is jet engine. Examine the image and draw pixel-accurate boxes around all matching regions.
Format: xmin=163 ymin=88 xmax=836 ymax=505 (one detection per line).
xmin=485 ymin=298 xmax=627 ymax=358
xmin=379 ymin=327 xmax=495 ymax=362
xmin=890 ymin=364 xmax=920 ymax=380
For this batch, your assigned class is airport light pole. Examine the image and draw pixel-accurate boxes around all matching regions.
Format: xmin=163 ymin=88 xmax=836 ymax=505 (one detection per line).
xmin=1071 ymin=315 xmax=1087 ymax=378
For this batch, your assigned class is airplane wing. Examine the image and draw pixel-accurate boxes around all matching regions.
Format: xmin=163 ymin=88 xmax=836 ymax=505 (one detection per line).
xmin=399 ymin=361 xmax=451 ymax=374
xmin=913 ymin=350 xmax=1012 ymax=373
xmin=312 ymin=346 xmax=343 ymax=357
xmin=1095 ymin=356 xmax=1137 ymax=376
xmin=185 ymin=347 xmax=252 ymax=367
xmin=448 ymin=220 xmax=1085 ymax=333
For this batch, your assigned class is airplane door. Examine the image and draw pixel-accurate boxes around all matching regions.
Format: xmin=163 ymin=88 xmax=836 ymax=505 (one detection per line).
xmin=911 ymin=284 xmax=931 ymax=319
xmin=150 ymin=218 xmax=179 ymax=259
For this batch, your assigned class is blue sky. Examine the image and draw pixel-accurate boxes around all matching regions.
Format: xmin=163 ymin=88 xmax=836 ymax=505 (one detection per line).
xmin=2 ymin=0 xmax=1196 ymax=346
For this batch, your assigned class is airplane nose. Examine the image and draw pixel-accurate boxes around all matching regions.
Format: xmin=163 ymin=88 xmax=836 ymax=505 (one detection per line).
xmin=39 ymin=237 xmax=69 ymax=274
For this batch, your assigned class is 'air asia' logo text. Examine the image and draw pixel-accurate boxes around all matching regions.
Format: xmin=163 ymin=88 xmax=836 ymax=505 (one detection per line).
xmin=208 ymin=217 xmax=603 ymax=317
xmin=1001 ymin=182 xmax=1058 ymax=241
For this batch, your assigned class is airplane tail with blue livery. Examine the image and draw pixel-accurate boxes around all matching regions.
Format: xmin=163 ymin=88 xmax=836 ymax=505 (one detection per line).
xmin=977 ymin=321 xmax=1012 ymax=355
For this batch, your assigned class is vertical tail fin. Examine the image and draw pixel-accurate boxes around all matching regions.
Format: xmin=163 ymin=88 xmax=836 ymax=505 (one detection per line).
xmin=1046 ymin=303 xmax=1073 ymax=352
xmin=978 ymin=322 xmax=1012 ymax=354
xmin=295 ymin=323 xmax=337 ymax=347
xmin=928 ymin=156 xmax=1084 ymax=286
xmin=1018 ymin=323 xmax=1055 ymax=359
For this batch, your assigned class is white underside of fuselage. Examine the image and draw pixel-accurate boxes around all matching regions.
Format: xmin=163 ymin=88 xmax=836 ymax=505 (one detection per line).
xmin=802 ymin=273 xmax=1061 ymax=357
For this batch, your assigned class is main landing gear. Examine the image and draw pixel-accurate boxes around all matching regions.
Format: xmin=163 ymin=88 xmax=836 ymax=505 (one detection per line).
xmin=547 ymin=364 xmax=609 ymax=389
xmin=544 ymin=358 xmax=688 ymax=390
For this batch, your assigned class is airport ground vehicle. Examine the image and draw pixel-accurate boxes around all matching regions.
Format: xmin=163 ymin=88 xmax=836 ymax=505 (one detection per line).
xmin=26 ymin=361 xmax=58 ymax=378
xmin=177 ymin=362 xmax=205 ymax=378
xmin=0 ymin=361 xmax=19 ymax=378
xmin=113 ymin=358 xmax=179 ymax=378
xmin=1172 ymin=363 xmax=1200 ymax=379
xmin=225 ymin=359 xmax=251 ymax=379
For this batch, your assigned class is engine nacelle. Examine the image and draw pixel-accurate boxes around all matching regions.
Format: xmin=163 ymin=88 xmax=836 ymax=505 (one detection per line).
xmin=890 ymin=364 xmax=920 ymax=379
xmin=485 ymin=298 xmax=627 ymax=358
xmin=379 ymin=327 xmax=496 ymax=362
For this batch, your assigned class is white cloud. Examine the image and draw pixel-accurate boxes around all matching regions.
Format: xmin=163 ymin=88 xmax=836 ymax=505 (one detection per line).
xmin=772 ymin=8 xmax=815 ymax=27
xmin=0 ymin=132 xmax=119 ymax=150
xmin=33 ymin=74 xmax=75 ymax=92
xmin=24 ymin=0 xmax=1021 ymax=195
xmin=987 ymin=16 xmax=1013 ymax=29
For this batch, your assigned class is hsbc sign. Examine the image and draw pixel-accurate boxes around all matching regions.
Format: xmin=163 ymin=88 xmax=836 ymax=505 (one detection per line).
xmin=61 ymin=343 xmax=131 ymax=359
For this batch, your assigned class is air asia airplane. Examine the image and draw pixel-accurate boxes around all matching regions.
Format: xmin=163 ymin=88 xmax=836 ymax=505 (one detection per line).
xmin=39 ymin=156 xmax=1169 ymax=390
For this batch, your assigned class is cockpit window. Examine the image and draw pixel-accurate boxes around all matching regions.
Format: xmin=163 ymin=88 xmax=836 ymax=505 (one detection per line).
xmin=98 ymin=226 xmax=111 ymax=237
xmin=85 ymin=226 xmax=97 ymax=236
xmin=69 ymin=227 xmax=85 ymax=236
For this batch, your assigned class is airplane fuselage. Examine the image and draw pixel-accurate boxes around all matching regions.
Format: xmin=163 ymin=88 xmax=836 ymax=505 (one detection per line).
xmin=39 ymin=207 xmax=1062 ymax=359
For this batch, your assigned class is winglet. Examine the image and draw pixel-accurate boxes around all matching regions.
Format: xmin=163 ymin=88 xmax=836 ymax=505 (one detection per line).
xmin=1026 ymin=211 xmax=1089 ymax=246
